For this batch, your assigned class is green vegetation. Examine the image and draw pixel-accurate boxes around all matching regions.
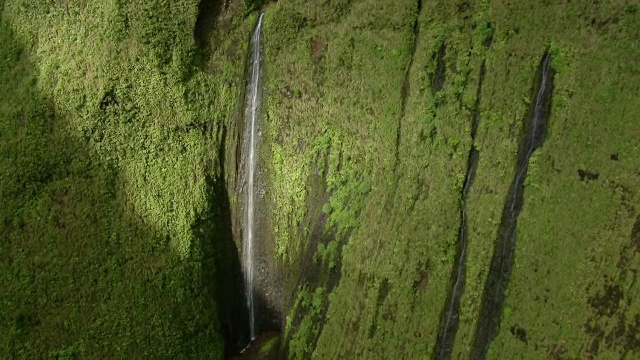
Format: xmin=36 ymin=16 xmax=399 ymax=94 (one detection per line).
xmin=3 ymin=0 xmax=640 ymax=359
xmin=0 ymin=0 xmax=256 ymax=358
xmin=259 ymin=337 xmax=278 ymax=356
xmin=263 ymin=0 xmax=640 ymax=359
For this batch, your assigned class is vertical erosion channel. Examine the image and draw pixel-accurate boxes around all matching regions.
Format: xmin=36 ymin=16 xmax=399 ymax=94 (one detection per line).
xmin=393 ymin=0 xmax=422 ymax=176
xmin=469 ymin=51 xmax=554 ymax=360
xmin=434 ymin=38 xmax=491 ymax=360
xmin=243 ymin=13 xmax=265 ymax=341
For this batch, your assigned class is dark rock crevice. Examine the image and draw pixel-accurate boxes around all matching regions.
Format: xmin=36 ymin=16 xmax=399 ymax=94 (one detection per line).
xmin=195 ymin=123 xmax=250 ymax=357
xmin=432 ymin=43 xmax=447 ymax=94
xmin=194 ymin=0 xmax=225 ymax=57
xmin=389 ymin=0 xmax=423 ymax=207
xmin=432 ymin=24 xmax=492 ymax=360
xmin=469 ymin=51 xmax=554 ymax=360
xmin=433 ymin=146 xmax=479 ymax=359
xmin=633 ymin=215 xmax=640 ymax=253
xmin=280 ymin=150 xmax=347 ymax=360
xmin=368 ymin=278 xmax=391 ymax=338
xmin=578 ymin=169 xmax=600 ymax=182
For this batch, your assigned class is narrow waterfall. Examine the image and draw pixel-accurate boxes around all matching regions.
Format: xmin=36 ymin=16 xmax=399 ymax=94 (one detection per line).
xmin=434 ymin=29 xmax=492 ymax=360
xmin=243 ymin=13 xmax=264 ymax=341
xmin=470 ymin=52 xmax=554 ymax=360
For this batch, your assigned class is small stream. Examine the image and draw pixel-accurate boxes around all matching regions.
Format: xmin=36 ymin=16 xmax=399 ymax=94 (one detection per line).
xmin=434 ymin=143 xmax=480 ymax=360
xmin=470 ymin=52 xmax=554 ymax=360
xmin=434 ymin=30 xmax=492 ymax=360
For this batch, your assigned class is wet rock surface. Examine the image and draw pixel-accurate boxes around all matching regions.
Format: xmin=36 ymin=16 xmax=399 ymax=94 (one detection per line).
xmin=231 ymin=332 xmax=280 ymax=360
xmin=470 ymin=51 xmax=554 ymax=360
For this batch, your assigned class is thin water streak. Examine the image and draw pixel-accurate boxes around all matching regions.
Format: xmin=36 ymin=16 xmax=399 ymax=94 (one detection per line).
xmin=243 ymin=12 xmax=264 ymax=341
xmin=470 ymin=52 xmax=553 ymax=360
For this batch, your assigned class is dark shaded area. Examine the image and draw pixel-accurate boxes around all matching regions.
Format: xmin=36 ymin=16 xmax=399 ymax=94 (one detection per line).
xmin=280 ymin=148 xmax=353 ymax=359
xmin=245 ymin=0 xmax=268 ymax=13
xmin=585 ymin=320 xmax=604 ymax=358
xmin=392 ymin=0 xmax=423 ymax=179
xmin=194 ymin=0 xmax=223 ymax=56
xmin=368 ymin=278 xmax=391 ymax=338
xmin=610 ymin=153 xmax=619 ymax=161
xmin=509 ymin=324 xmax=528 ymax=344
xmin=433 ymin=27 xmax=491 ymax=360
xmin=413 ymin=264 xmax=430 ymax=291
xmin=603 ymin=180 xmax=635 ymax=218
xmin=457 ymin=0 xmax=471 ymax=16
xmin=483 ymin=23 xmax=494 ymax=48
xmin=632 ymin=214 xmax=640 ymax=253
xmin=548 ymin=342 xmax=567 ymax=359
xmin=578 ymin=169 xmax=599 ymax=181
xmin=196 ymin=124 xmax=250 ymax=357
xmin=310 ymin=36 xmax=326 ymax=64
xmin=584 ymin=282 xmax=640 ymax=359
xmin=627 ymin=315 xmax=640 ymax=353
xmin=252 ymin=281 xmax=282 ymax=338
xmin=588 ymin=281 xmax=623 ymax=317
xmin=471 ymin=64 xmax=488 ymax=137
xmin=469 ymin=51 xmax=554 ymax=360
xmin=430 ymin=125 xmax=438 ymax=142
xmin=99 ymin=89 xmax=118 ymax=111
xmin=432 ymin=43 xmax=447 ymax=94
xmin=583 ymin=217 xmax=640 ymax=359
xmin=1 ymin=24 xmax=224 ymax=357
xmin=12 ymin=312 xmax=41 ymax=338
xmin=174 ymin=121 xmax=214 ymax=135
xmin=231 ymin=331 xmax=280 ymax=360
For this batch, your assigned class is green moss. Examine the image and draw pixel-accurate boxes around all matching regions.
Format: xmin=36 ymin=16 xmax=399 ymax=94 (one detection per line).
xmin=3 ymin=0 xmax=640 ymax=358
xmin=259 ymin=338 xmax=278 ymax=356
xmin=0 ymin=0 xmax=254 ymax=358
xmin=263 ymin=0 xmax=640 ymax=359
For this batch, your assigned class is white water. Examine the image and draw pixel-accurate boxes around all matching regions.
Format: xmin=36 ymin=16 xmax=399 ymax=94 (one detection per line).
xmin=243 ymin=13 xmax=264 ymax=341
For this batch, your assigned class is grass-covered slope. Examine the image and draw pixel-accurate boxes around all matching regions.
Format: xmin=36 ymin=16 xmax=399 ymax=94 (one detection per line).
xmin=3 ymin=0 xmax=639 ymax=358
xmin=0 ymin=0 xmax=255 ymax=358
xmin=264 ymin=0 xmax=640 ymax=359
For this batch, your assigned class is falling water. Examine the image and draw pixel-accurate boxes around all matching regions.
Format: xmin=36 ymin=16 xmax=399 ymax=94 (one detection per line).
xmin=470 ymin=52 xmax=554 ymax=360
xmin=243 ymin=13 xmax=264 ymax=341
xmin=434 ymin=30 xmax=492 ymax=359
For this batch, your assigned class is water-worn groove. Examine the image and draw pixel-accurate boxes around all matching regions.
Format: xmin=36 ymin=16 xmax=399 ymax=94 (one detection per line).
xmin=368 ymin=278 xmax=391 ymax=338
xmin=433 ymin=28 xmax=492 ymax=360
xmin=469 ymin=51 xmax=554 ymax=360
xmin=432 ymin=43 xmax=447 ymax=94
xmin=392 ymin=0 xmax=423 ymax=178
xmin=194 ymin=0 xmax=224 ymax=63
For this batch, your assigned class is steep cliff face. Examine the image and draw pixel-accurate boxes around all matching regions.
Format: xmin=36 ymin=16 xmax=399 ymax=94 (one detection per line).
xmin=2 ymin=0 xmax=640 ymax=359
xmin=0 ymin=0 xmax=254 ymax=357
xmin=262 ymin=0 xmax=640 ymax=359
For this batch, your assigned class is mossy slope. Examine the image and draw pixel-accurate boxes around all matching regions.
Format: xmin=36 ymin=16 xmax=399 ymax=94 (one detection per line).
xmin=0 ymin=0 xmax=255 ymax=358
xmin=264 ymin=0 xmax=640 ymax=359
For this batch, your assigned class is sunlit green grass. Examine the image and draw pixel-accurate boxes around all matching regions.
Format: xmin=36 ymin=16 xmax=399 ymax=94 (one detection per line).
xmin=264 ymin=0 xmax=640 ymax=359
xmin=1 ymin=0 xmax=255 ymax=357
xmin=3 ymin=0 xmax=639 ymax=358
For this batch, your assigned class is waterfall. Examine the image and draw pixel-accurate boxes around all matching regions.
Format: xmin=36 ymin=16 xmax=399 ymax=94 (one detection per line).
xmin=434 ymin=37 xmax=491 ymax=359
xmin=469 ymin=52 xmax=554 ymax=360
xmin=243 ymin=12 xmax=264 ymax=341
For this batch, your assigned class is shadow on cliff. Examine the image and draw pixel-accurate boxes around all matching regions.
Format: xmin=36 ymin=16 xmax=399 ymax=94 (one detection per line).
xmin=194 ymin=0 xmax=223 ymax=55
xmin=196 ymin=123 xmax=251 ymax=357
xmin=0 ymin=19 xmax=236 ymax=357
